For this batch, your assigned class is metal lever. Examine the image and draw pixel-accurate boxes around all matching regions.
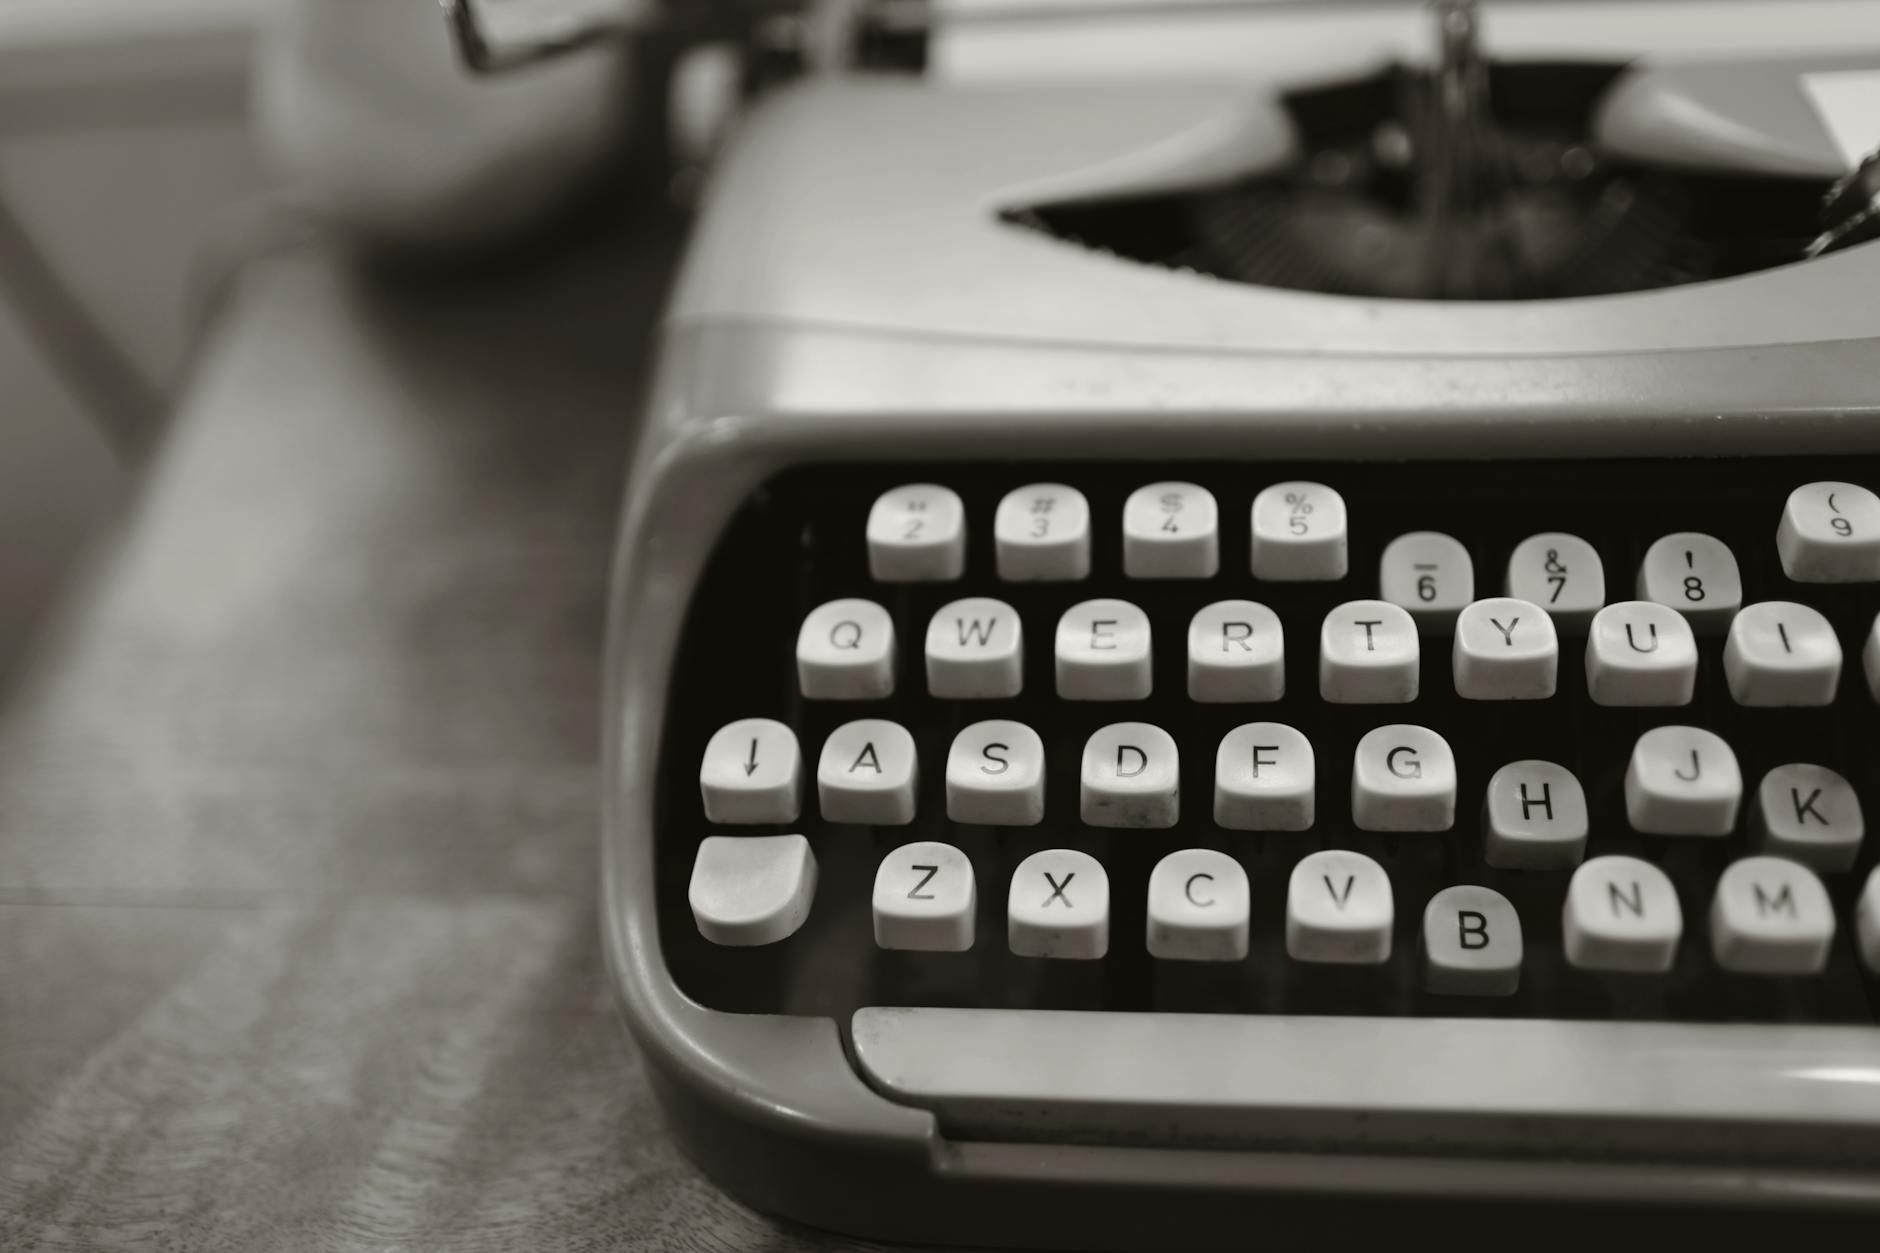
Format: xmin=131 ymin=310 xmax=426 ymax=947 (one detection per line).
xmin=1808 ymin=149 xmax=1880 ymax=258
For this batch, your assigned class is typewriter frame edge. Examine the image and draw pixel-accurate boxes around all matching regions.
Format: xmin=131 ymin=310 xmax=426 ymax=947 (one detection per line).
xmin=601 ymin=319 xmax=1880 ymax=1244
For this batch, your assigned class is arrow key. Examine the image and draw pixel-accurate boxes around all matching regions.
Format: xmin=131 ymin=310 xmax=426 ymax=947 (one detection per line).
xmin=700 ymin=717 xmax=802 ymax=823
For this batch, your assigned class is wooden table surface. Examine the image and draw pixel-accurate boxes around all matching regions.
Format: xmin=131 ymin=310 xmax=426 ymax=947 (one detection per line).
xmin=0 ymin=209 xmax=894 ymax=1251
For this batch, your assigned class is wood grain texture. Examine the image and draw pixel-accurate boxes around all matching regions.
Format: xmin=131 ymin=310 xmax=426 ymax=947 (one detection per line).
xmin=0 ymin=213 xmax=905 ymax=1252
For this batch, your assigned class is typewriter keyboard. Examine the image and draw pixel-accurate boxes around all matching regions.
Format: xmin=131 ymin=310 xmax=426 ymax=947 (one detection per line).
xmin=657 ymin=460 xmax=1880 ymax=1025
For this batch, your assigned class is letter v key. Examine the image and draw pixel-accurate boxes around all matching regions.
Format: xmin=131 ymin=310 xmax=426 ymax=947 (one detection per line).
xmin=1324 ymin=874 xmax=1355 ymax=908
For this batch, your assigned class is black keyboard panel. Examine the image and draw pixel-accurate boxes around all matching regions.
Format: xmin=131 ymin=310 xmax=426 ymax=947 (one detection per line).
xmin=654 ymin=458 xmax=1880 ymax=1025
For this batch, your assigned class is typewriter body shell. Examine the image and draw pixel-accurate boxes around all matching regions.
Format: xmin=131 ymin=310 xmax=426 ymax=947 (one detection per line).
xmin=603 ymin=64 xmax=1880 ymax=1246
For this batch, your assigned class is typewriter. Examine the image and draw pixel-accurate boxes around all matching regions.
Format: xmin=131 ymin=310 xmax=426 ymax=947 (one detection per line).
xmin=457 ymin=0 xmax=1880 ymax=1243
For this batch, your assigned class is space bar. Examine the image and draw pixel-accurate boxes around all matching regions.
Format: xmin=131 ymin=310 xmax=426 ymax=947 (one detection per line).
xmin=849 ymin=1007 xmax=1880 ymax=1161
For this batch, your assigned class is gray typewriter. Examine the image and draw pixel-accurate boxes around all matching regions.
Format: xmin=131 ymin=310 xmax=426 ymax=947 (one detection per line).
xmin=460 ymin=1 xmax=1880 ymax=1243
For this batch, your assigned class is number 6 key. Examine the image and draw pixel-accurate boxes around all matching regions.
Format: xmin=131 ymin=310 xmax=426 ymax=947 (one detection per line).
xmin=1380 ymin=532 xmax=1473 ymax=627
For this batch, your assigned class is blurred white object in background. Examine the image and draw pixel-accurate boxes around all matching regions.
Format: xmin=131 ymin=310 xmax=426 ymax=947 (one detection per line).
xmin=254 ymin=0 xmax=632 ymax=250
xmin=0 ymin=0 xmax=269 ymax=681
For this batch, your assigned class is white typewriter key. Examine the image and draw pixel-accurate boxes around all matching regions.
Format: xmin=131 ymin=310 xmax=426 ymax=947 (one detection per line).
xmin=1754 ymin=763 xmax=1864 ymax=872
xmin=1009 ymin=849 xmax=1108 ymax=959
xmin=1056 ymin=598 xmax=1152 ymax=700
xmin=1287 ymin=849 xmax=1392 ymax=964
xmin=700 ymin=718 xmax=801 ymax=824
xmin=1422 ymin=885 xmax=1522 ymax=997
xmin=1214 ymin=722 xmax=1314 ymax=831
xmin=1585 ymin=601 xmax=1697 ymax=706
xmin=1710 ymin=856 xmax=1835 ymax=975
xmin=797 ymin=598 xmax=895 ymax=700
xmin=1379 ymin=531 xmax=1473 ymax=626
xmin=1452 ymin=597 xmax=1558 ymax=700
xmin=689 ymin=834 xmax=817 ymax=946
xmin=1625 ymin=726 xmax=1742 ymax=836
xmin=1319 ymin=599 xmax=1419 ymax=704
xmin=1638 ymin=532 xmax=1742 ymax=628
xmin=1081 ymin=722 xmax=1180 ymax=828
xmin=1122 ymin=482 xmax=1219 ymax=579
xmin=873 ymin=841 xmax=975 ymax=952
xmin=945 ymin=720 xmax=1045 ymax=826
xmin=1483 ymin=760 xmax=1588 ymax=870
xmin=995 ymin=483 xmax=1091 ymax=582
xmin=1352 ymin=725 xmax=1456 ymax=832
xmin=1505 ymin=532 xmax=1605 ymax=629
xmin=1249 ymin=481 xmax=1347 ymax=581
xmin=1777 ymin=481 xmax=1880 ymax=583
xmin=1723 ymin=601 xmax=1841 ymax=706
xmin=1860 ymin=867 xmax=1880 ymax=974
xmin=1147 ymin=849 xmax=1250 ymax=962
xmin=925 ymin=597 xmax=1023 ymax=699
xmin=1563 ymin=855 xmax=1681 ymax=973
xmin=816 ymin=719 xmax=917 ymax=825
xmin=867 ymin=484 xmax=964 ymax=582
xmin=1187 ymin=600 xmax=1284 ymax=703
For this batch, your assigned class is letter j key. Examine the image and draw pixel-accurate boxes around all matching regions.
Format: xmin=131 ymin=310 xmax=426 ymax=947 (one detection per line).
xmin=1625 ymin=726 xmax=1741 ymax=836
